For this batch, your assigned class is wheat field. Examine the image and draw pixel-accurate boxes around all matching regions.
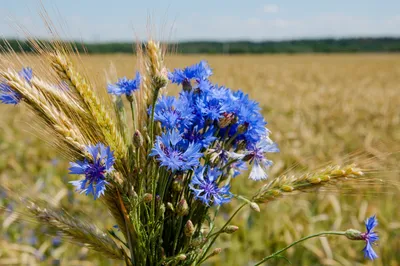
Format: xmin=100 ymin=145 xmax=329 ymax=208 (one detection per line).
xmin=1 ymin=53 xmax=399 ymax=265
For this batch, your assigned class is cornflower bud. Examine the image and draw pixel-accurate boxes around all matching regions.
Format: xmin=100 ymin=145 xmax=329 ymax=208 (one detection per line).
xmin=167 ymin=202 xmax=175 ymax=212
xmin=132 ymin=130 xmax=144 ymax=148
xmin=345 ymin=229 xmax=364 ymax=240
xmin=218 ymin=112 xmax=235 ymax=128
xmin=210 ymin=248 xmax=222 ymax=257
xmin=250 ymin=202 xmax=260 ymax=212
xmin=176 ymin=199 xmax=189 ymax=216
xmin=223 ymin=225 xmax=239 ymax=234
xmin=143 ymin=193 xmax=153 ymax=203
xmin=184 ymin=220 xmax=195 ymax=237
xmin=176 ymin=254 xmax=187 ymax=261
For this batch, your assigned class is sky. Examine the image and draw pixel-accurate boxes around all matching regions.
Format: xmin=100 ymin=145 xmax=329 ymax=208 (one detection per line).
xmin=1 ymin=0 xmax=400 ymax=42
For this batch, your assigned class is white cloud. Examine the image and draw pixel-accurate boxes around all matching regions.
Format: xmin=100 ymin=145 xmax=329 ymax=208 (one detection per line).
xmin=263 ymin=4 xmax=279 ymax=14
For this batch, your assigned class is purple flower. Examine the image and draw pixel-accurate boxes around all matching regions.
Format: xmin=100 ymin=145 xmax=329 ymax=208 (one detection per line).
xmin=150 ymin=130 xmax=202 ymax=172
xmin=108 ymin=71 xmax=141 ymax=97
xmin=69 ymin=143 xmax=115 ymax=199
xmin=362 ymin=215 xmax=379 ymax=260
xmin=190 ymin=166 xmax=232 ymax=206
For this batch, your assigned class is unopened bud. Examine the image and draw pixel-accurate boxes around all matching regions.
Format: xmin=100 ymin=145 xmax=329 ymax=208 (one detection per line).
xmin=167 ymin=202 xmax=175 ymax=212
xmin=218 ymin=113 xmax=235 ymax=128
xmin=184 ymin=220 xmax=195 ymax=237
xmin=345 ymin=229 xmax=363 ymax=240
xmin=133 ymin=130 xmax=144 ymax=147
xmin=176 ymin=199 xmax=189 ymax=216
xmin=250 ymin=202 xmax=260 ymax=212
xmin=143 ymin=193 xmax=153 ymax=203
xmin=176 ymin=254 xmax=187 ymax=261
xmin=223 ymin=225 xmax=239 ymax=234
xmin=210 ymin=248 xmax=222 ymax=257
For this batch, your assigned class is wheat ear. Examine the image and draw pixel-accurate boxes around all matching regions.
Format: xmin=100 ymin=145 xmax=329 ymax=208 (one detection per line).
xmin=48 ymin=51 xmax=127 ymax=169
xmin=1 ymin=70 xmax=87 ymax=156
xmin=27 ymin=202 xmax=125 ymax=260
xmin=252 ymin=164 xmax=364 ymax=203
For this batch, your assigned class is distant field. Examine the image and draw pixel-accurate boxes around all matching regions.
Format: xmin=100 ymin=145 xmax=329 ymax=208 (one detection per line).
xmin=1 ymin=54 xmax=399 ymax=265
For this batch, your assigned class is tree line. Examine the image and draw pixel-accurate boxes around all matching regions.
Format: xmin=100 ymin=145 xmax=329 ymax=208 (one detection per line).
xmin=2 ymin=37 xmax=400 ymax=54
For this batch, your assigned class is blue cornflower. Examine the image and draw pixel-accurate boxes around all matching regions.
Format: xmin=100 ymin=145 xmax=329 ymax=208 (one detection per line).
xmin=345 ymin=215 xmax=379 ymax=260
xmin=168 ymin=60 xmax=212 ymax=85
xmin=0 ymin=67 xmax=32 ymax=105
xmin=0 ymin=82 xmax=21 ymax=104
xmin=182 ymin=126 xmax=216 ymax=149
xmin=362 ymin=215 xmax=379 ymax=260
xmin=153 ymin=95 xmax=195 ymax=130
xmin=150 ymin=130 xmax=202 ymax=172
xmin=242 ymin=136 xmax=279 ymax=181
xmin=69 ymin=143 xmax=115 ymax=199
xmin=190 ymin=166 xmax=232 ymax=206
xmin=107 ymin=71 xmax=141 ymax=97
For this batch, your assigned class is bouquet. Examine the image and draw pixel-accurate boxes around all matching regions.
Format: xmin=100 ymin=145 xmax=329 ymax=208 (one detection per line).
xmin=0 ymin=39 xmax=379 ymax=265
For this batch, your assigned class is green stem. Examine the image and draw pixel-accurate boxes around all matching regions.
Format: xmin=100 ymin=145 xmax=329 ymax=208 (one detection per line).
xmin=197 ymin=203 xmax=247 ymax=264
xmin=253 ymin=231 xmax=346 ymax=266
xmin=129 ymin=99 xmax=136 ymax=130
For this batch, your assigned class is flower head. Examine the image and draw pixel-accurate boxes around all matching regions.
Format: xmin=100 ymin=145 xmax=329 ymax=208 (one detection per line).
xmin=153 ymin=95 xmax=194 ymax=130
xmin=362 ymin=215 xmax=379 ymax=260
xmin=168 ymin=60 xmax=212 ymax=85
xmin=190 ymin=166 xmax=232 ymax=206
xmin=242 ymin=136 xmax=279 ymax=181
xmin=108 ymin=71 xmax=141 ymax=97
xmin=345 ymin=215 xmax=379 ymax=260
xmin=0 ymin=67 xmax=32 ymax=105
xmin=69 ymin=143 xmax=115 ymax=199
xmin=150 ymin=130 xmax=202 ymax=172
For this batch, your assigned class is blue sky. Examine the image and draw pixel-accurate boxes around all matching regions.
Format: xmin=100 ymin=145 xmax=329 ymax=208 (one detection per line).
xmin=1 ymin=0 xmax=400 ymax=42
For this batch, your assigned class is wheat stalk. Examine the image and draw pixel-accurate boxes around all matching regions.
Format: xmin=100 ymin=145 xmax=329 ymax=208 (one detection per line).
xmin=48 ymin=51 xmax=128 ymax=170
xmin=1 ymin=69 xmax=87 ymax=157
xmin=27 ymin=202 xmax=125 ymax=260
xmin=252 ymin=164 xmax=365 ymax=203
